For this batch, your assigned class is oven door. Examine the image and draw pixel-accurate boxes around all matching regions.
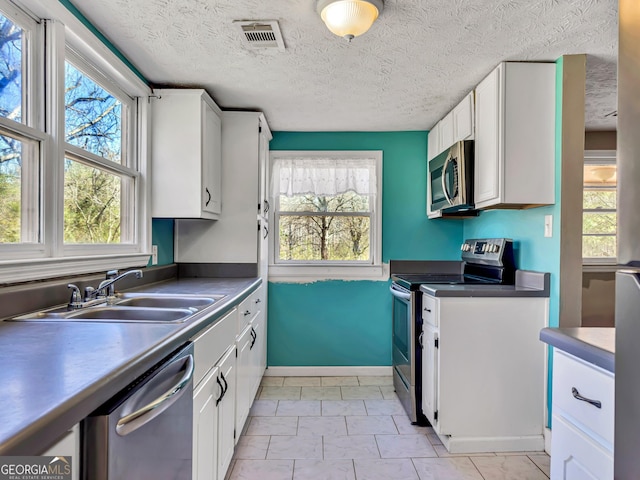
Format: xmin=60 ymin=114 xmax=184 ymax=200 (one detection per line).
xmin=390 ymin=283 xmax=413 ymax=392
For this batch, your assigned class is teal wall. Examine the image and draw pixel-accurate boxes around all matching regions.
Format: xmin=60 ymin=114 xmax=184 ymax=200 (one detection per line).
xmin=268 ymin=131 xmax=464 ymax=367
xmin=150 ymin=219 xmax=175 ymax=266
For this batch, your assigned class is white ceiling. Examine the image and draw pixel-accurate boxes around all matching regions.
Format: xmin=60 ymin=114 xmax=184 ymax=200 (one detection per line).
xmin=70 ymin=0 xmax=618 ymax=132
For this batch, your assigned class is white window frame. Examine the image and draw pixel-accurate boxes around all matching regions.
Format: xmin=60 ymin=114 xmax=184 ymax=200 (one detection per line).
xmin=0 ymin=0 xmax=151 ymax=283
xmin=583 ymin=149 xmax=617 ymax=270
xmin=268 ymin=150 xmax=384 ymax=281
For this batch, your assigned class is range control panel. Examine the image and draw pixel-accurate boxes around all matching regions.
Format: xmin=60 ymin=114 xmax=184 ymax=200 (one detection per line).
xmin=460 ymin=238 xmax=514 ymax=266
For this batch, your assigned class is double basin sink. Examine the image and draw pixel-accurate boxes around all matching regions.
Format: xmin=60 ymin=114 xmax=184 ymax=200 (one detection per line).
xmin=10 ymin=293 xmax=226 ymax=324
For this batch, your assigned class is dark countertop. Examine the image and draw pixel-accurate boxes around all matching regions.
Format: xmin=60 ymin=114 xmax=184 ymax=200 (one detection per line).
xmin=0 ymin=276 xmax=260 ymax=456
xmin=419 ymin=271 xmax=550 ymax=298
xmin=540 ymin=327 xmax=615 ymax=373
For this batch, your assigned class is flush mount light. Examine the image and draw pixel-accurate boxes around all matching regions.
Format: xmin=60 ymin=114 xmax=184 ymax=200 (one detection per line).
xmin=316 ymin=0 xmax=384 ymax=42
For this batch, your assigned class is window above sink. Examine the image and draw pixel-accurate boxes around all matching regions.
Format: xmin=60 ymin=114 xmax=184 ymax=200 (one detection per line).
xmin=0 ymin=0 xmax=151 ymax=284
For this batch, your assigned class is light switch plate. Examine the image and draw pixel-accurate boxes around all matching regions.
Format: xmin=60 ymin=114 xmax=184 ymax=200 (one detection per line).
xmin=151 ymin=245 xmax=158 ymax=265
xmin=544 ymin=215 xmax=553 ymax=238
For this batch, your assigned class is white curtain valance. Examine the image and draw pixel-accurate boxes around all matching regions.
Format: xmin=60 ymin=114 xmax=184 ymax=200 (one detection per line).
xmin=272 ymin=157 xmax=377 ymax=197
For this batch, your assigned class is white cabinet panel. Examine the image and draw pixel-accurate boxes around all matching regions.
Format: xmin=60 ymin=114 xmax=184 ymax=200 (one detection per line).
xmin=235 ymin=324 xmax=254 ymax=442
xmin=474 ymin=62 xmax=555 ymax=209
xmin=439 ymin=113 xmax=454 ymax=153
xmin=453 ymin=92 xmax=474 ymax=141
xmin=421 ymin=322 xmax=438 ymax=428
xmin=217 ymin=346 xmax=236 ymax=479
xmin=41 ymin=426 xmax=79 ymax=480
xmin=193 ymin=366 xmax=220 ymax=480
xmin=427 ymin=122 xmax=440 ymax=161
xmin=474 ymin=66 xmax=501 ymax=207
xmin=551 ymin=414 xmax=613 ymax=480
xmin=191 ymin=308 xmax=236 ymax=386
xmin=151 ymin=89 xmax=222 ymax=219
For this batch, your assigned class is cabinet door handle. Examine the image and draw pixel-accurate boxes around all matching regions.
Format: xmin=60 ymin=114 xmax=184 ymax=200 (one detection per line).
xmin=424 ymin=308 xmax=432 ymax=313
xmin=244 ymin=310 xmax=251 ymax=316
xmin=264 ymin=199 xmax=270 ymax=214
xmin=571 ymin=387 xmax=602 ymax=409
xmin=220 ymin=372 xmax=228 ymax=398
xmin=418 ymin=331 xmax=424 ymax=348
xmin=250 ymin=327 xmax=257 ymax=349
xmin=215 ymin=375 xmax=224 ymax=405
xmin=205 ymin=187 xmax=212 ymax=207
xmin=263 ymin=226 xmax=269 ymax=239
xmin=255 ymin=298 xmax=261 ymax=304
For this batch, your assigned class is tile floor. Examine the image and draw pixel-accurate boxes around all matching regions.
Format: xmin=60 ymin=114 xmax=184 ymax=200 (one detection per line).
xmin=225 ymin=376 xmax=550 ymax=480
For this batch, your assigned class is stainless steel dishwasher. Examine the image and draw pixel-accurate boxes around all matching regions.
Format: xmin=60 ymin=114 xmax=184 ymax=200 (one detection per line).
xmin=82 ymin=343 xmax=194 ymax=480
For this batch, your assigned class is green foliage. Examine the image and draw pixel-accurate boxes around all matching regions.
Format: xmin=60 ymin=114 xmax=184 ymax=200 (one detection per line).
xmin=0 ymin=171 xmax=20 ymax=243
xmin=63 ymin=160 xmax=121 ymax=243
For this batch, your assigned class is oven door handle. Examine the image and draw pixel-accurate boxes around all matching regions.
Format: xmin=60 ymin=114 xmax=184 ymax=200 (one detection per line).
xmin=390 ymin=284 xmax=411 ymax=301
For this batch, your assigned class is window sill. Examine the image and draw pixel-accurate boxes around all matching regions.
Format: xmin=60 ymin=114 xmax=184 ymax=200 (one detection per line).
xmin=268 ymin=264 xmax=389 ymax=282
xmin=0 ymin=253 xmax=151 ymax=285
xmin=582 ymin=263 xmax=620 ymax=273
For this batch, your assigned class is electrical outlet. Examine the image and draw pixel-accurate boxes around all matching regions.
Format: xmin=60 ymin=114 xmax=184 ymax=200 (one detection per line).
xmin=544 ymin=215 xmax=553 ymax=238
xmin=151 ymin=245 xmax=158 ymax=265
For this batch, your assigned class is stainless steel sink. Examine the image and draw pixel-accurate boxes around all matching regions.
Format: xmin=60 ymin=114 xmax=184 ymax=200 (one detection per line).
xmin=65 ymin=306 xmax=194 ymax=322
xmin=115 ymin=294 xmax=222 ymax=310
xmin=9 ymin=293 xmax=224 ymax=323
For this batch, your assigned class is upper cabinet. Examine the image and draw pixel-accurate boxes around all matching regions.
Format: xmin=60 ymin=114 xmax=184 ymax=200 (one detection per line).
xmin=151 ymin=89 xmax=222 ymax=219
xmin=175 ymin=111 xmax=271 ymax=265
xmin=427 ymin=92 xmax=474 ymax=162
xmin=474 ymin=62 xmax=555 ymax=210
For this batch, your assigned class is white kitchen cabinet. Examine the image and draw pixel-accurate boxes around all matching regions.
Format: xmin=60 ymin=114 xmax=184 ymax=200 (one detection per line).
xmin=235 ymin=285 xmax=266 ymax=441
xmin=216 ymin=346 xmax=236 ymax=478
xmin=452 ymin=92 xmax=474 ymax=142
xmin=191 ymin=308 xmax=237 ymax=480
xmin=193 ymin=366 xmax=220 ymax=480
xmin=41 ymin=425 xmax=79 ymax=480
xmin=550 ymin=350 xmax=614 ymax=480
xmin=151 ymin=89 xmax=222 ymax=219
xmin=421 ymin=293 xmax=547 ymax=453
xmin=474 ymin=62 xmax=555 ymax=209
xmin=439 ymin=112 xmax=454 ymax=154
xmin=175 ymin=111 xmax=272 ymax=265
xmin=427 ymin=121 xmax=440 ymax=161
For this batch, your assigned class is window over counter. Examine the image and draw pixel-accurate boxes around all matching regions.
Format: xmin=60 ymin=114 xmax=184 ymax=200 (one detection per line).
xmin=0 ymin=0 xmax=150 ymax=283
xmin=269 ymin=150 xmax=383 ymax=281
xmin=583 ymin=150 xmax=616 ymax=265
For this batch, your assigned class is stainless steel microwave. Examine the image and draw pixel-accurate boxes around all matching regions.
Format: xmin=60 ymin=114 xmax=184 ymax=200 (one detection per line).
xmin=428 ymin=140 xmax=474 ymax=213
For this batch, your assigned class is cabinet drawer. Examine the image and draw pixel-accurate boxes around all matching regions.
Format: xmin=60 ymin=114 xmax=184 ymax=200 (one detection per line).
xmin=191 ymin=308 xmax=237 ymax=386
xmin=550 ymin=414 xmax=613 ymax=480
xmin=553 ymin=350 xmax=614 ymax=445
xmin=421 ymin=294 xmax=438 ymax=327
xmin=237 ymin=286 xmax=263 ymax=333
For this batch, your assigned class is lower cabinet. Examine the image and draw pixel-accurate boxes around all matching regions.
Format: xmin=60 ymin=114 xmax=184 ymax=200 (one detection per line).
xmin=191 ymin=308 xmax=237 ymax=480
xmin=550 ymin=349 xmax=614 ymax=479
xmin=235 ymin=285 xmax=267 ymax=443
xmin=191 ymin=285 xmax=267 ymax=480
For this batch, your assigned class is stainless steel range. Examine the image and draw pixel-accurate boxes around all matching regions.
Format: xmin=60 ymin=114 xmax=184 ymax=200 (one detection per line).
xmin=390 ymin=238 xmax=515 ymax=424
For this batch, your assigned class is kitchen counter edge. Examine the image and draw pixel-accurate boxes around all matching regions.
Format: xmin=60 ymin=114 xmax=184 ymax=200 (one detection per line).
xmin=539 ymin=327 xmax=615 ymax=373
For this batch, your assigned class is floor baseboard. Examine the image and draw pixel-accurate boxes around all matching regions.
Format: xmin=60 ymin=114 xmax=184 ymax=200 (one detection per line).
xmin=263 ymin=366 xmax=393 ymax=377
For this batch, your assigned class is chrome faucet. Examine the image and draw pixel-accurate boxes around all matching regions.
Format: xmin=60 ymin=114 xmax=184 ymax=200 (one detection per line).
xmin=94 ymin=269 xmax=143 ymax=299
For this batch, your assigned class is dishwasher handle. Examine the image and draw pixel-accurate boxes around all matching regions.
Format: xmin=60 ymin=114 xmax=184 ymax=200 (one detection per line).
xmin=116 ymin=354 xmax=194 ymax=436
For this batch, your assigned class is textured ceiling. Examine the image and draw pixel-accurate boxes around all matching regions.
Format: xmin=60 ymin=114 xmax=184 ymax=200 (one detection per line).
xmin=69 ymin=0 xmax=618 ymax=132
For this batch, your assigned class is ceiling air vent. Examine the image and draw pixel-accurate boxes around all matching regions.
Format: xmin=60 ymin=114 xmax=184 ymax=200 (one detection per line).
xmin=234 ymin=20 xmax=285 ymax=52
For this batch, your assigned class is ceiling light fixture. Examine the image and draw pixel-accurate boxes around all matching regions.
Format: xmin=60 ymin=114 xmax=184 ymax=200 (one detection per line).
xmin=316 ymin=0 xmax=384 ymax=42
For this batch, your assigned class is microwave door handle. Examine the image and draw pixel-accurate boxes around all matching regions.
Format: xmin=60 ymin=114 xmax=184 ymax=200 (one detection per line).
xmin=441 ymin=154 xmax=454 ymax=206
